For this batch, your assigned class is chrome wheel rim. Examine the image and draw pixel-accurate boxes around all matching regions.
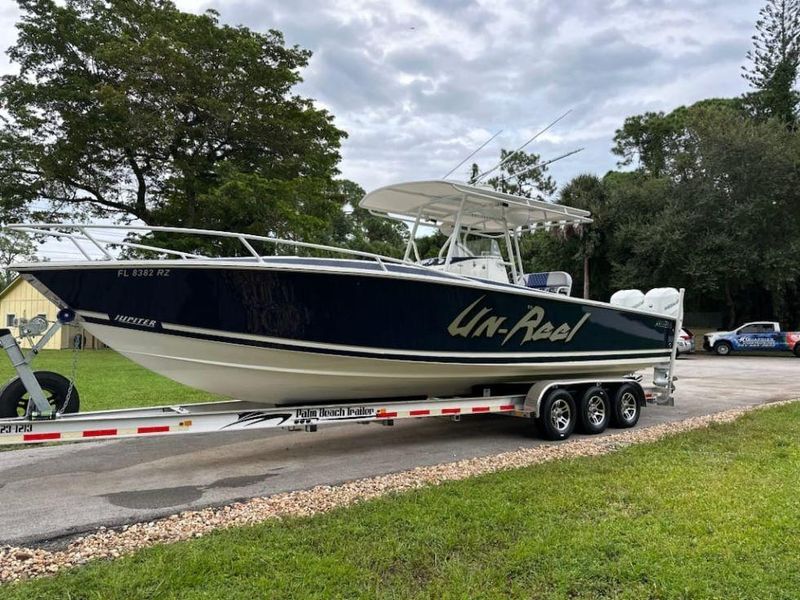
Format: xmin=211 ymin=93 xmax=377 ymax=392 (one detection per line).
xmin=550 ymin=398 xmax=572 ymax=432
xmin=587 ymin=395 xmax=606 ymax=426
xmin=620 ymin=392 xmax=637 ymax=421
xmin=718 ymin=345 xmax=729 ymax=355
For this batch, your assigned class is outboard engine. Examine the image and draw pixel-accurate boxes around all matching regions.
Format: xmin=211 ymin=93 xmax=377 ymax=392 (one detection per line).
xmin=644 ymin=288 xmax=681 ymax=317
xmin=611 ymin=287 xmax=683 ymax=406
xmin=610 ymin=287 xmax=680 ymax=317
xmin=609 ymin=289 xmax=645 ymax=310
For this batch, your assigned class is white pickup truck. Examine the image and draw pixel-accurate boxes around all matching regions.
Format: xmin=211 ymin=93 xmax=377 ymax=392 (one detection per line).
xmin=703 ymin=321 xmax=800 ymax=357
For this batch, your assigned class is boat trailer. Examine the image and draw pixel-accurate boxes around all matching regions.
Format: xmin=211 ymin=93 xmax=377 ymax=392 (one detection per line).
xmin=0 ymin=376 xmax=672 ymax=447
xmin=0 ymin=294 xmax=683 ymax=446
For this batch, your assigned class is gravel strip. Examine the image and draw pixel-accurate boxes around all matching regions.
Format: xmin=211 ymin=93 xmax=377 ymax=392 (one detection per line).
xmin=1 ymin=399 xmax=795 ymax=585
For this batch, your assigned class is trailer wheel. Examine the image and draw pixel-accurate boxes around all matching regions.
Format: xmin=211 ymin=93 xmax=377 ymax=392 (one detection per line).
xmin=577 ymin=386 xmax=610 ymax=434
xmin=0 ymin=371 xmax=80 ymax=418
xmin=538 ymin=389 xmax=576 ymax=441
xmin=610 ymin=383 xmax=641 ymax=429
xmin=714 ymin=341 xmax=732 ymax=356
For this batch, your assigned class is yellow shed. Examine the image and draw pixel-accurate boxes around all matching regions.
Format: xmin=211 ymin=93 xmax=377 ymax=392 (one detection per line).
xmin=0 ymin=276 xmax=105 ymax=350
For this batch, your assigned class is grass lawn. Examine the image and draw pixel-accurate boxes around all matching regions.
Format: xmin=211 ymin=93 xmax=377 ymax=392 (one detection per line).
xmin=3 ymin=402 xmax=800 ymax=599
xmin=0 ymin=349 xmax=221 ymax=412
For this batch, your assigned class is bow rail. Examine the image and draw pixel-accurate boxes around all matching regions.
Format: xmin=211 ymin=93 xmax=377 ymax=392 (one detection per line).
xmin=6 ymin=223 xmax=410 ymax=271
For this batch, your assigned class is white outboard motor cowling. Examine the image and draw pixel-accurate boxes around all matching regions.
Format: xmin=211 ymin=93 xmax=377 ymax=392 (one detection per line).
xmin=609 ymin=289 xmax=645 ymax=311
xmin=643 ymin=288 xmax=681 ymax=317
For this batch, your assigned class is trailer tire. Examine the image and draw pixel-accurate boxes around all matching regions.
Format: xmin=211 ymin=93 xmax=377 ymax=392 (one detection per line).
xmin=0 ymin=371 xmax=80 ymax=418
xmin=538 ymin=389 xmax=576 ymax=441
xmin=610 ymin=383 xmax=640 ymax=429
xmin=577 ymin=386 xmax=610 ymax=434
xmin=714 ymin=341 xmax=732 ymax=356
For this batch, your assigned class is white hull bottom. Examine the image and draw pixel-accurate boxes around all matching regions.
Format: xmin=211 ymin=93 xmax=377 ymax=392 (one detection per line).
xmin=84 ymin=323 xmax=668 ymax=405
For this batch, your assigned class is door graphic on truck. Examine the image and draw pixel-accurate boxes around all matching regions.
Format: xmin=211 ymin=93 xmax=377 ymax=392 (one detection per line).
xmin=733 ymin=324 xmax=785 ymax=350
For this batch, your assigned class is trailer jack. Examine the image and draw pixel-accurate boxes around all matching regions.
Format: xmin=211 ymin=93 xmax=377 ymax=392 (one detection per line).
xmin=0 ymin=308 xmax=76 ymax=418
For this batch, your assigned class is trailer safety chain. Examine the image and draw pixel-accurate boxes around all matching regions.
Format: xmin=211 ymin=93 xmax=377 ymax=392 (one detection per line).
xmin=60 ymin=334 xmax=80 ymax=414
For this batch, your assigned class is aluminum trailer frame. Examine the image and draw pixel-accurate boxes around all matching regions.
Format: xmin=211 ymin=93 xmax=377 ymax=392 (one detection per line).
xmin=0 ymin=375 xmax=665 ymax=446
xmin=0 ymin=381 xmax=660 ymax=446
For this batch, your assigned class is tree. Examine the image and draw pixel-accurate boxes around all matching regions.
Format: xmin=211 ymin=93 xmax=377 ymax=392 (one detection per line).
xmin=669 ymin=106 xmax=800 ymax=325
xmin=0 ymin=0 xmax=346 ymax=232
xmin=742 ymin=0 xmax=800 ymax=126
xmin=0 ymin=231 xmax=37 ymax=289
xmin=611 ymin=111 xmax=681 ymax=178
xmin=415 ymin=231 xmax=448 ymax=260
xmin=612 ymin=99 xmax=745 ymax=177
xmin=558 ymin=174 xmax=606 ymax=299
xmin=470 ymin=149 xmax=556 ymax=200
xmin=329 ymin=180 xmax=407 ymax=258
xmin=610 ymin=105 xmax=800 ymax=326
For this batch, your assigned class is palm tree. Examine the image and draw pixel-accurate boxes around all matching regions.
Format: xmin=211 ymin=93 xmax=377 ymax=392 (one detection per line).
xmin=558 ymin=174 xmax=606 ymax=299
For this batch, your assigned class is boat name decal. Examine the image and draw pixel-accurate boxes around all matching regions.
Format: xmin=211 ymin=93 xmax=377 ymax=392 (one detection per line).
xmin=448 ymin=296 xmax=590 ymax=346
xmin=114 ymin=315 xmax=159 ymax=328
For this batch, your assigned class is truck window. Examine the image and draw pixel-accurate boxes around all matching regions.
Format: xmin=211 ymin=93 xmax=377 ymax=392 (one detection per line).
xmin=738 ymin=325 xmax=761 ymax=334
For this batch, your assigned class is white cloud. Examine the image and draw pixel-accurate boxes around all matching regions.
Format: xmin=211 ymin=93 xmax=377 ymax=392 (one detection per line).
xmin=0 ymin=0 xmax=764 ymax=191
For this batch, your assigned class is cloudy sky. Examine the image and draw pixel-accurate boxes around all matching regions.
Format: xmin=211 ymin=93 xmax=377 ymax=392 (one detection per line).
xmin=0 ymin=0 xmax=763 ymax=193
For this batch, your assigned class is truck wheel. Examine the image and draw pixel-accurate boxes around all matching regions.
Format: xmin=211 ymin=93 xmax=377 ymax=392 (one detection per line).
xmin=714 ymin=341 xmax=732 ymax=356
xmin=0 ymin=371 xmax=80 ymax=418
xmin=610 ymin=383 xmax=641 ymax=429
xmin=538 ymin=389 xmax=576 ymax=441
xmin=794 ymin=344 xmax=800 ymax=358
xmin=577 ymin=386 xmax=610 ymax=434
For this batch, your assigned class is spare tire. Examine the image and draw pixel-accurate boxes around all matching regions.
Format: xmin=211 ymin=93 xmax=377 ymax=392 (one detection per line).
xmin=0 ymin=371 xmax=79 ymax=418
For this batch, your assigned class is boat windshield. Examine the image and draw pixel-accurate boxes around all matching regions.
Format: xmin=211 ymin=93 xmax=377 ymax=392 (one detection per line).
xmin=464 ymin=237 xmax=502 ymax=258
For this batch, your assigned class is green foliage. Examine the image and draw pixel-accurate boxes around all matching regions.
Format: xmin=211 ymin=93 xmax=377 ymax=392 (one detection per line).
xmin=7 ymin=402 xmax=800 ymax=598
xmin=0 ymin=231 xmax=37 ymax=288
xmin=470 ymin=148 xmax=556 ymax=200
xmin=590 ymin=101 xmax=800 ymax=325
xmin=0 ymin=0 xmax=345 ymax=235
xmin=612 ymin=98 xmax=746 ymax=176
xmin=742 ymin=0 xmax=800 ymax=125
xmin=556 ymin=174 xmax=608 ymax=298
xmin=330 ymin=180 xmax=408 ymax=258
xmin=415 ymin=231 xmax=448 ymax=260
xmin=585 ymin=25 xmax=800 ymax=326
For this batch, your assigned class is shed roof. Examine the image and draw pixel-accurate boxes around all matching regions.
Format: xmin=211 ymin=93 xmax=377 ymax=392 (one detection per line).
xmin=0 ymin=276 xmax=23 ymax=301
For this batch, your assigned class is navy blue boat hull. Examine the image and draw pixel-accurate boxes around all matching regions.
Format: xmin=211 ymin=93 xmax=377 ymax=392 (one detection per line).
xmin=16 ymin=261 xmax=675 ymax=403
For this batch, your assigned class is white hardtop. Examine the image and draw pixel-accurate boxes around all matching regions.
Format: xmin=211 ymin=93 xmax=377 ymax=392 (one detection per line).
xmin=360 ymin=180 xmax=592 ymax=234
